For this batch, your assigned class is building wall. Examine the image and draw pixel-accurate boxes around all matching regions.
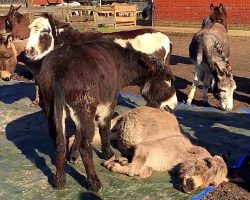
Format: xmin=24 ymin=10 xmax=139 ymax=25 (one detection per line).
xmin=153 ymin=0 xmax=250 ymax=28
xmin=34 ymin=0 xmax=65 ymax=5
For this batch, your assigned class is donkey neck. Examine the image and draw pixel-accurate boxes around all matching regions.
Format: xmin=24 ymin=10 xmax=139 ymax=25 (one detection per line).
xmin=118 ymin=49 xmax=164 ymax=88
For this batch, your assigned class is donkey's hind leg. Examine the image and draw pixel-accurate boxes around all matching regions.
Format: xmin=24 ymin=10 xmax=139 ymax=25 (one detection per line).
xmin=53 ymin=104 xmax=67 ymax=190
xmin=202 ymin=70 xmax=212 ymax=106
xmin=187 ymin=66 xmax=201 ymax=105
xmin=78 ymin=111 xmax=102 ymax=192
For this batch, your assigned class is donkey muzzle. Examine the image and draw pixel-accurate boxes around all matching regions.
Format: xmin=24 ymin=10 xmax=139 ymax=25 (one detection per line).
xmin=0 ymin=70 xmax=12 ymax=81
xmin=25 ymin=47 xmax=37 ymax=59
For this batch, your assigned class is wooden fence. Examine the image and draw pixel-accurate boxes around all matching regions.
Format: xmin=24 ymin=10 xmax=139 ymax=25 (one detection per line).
xmin=94 ymin=3 xmax=137 ymax=28
xmin=0 ymin=3 xmax=140 ymax=27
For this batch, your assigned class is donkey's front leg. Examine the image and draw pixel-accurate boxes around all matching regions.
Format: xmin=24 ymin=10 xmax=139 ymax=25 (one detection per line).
xmin=30 ymin=83 xmax=40 ymax=107
xmin=98 ymin=116 xmax=114 ymax=160
xmin=187 ymin=67 xmax=200 ymax=105
xmin=97 ymin=105 xmax=114 ymax=160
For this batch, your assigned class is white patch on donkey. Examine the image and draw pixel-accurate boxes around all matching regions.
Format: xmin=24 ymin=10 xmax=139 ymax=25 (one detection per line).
xmin=114 ymin=32 xmax=171 ymax=62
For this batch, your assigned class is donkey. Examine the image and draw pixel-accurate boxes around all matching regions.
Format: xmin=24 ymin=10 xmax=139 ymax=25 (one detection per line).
xmin=0 ymin=34 xmax=18 ymax=81
xmin=0 ymin=5 xmax=22 ymax=33
xmin=5 ymin=7 xmax=30 ymax=40
xmin=187 ymin=6 xmax=236 ymax=111
xmin=104 ymin=106 xmax=228 ymax=193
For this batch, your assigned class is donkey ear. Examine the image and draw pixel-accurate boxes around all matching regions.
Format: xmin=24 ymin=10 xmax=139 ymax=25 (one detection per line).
xmin=15 ymin=5 xmax=22 ymax=11
xmin=210 ymin=4 xmax=214 ymax=11
xmin=10 ymin=4 xmax=14 ymax=10
xmin=219 ymin=3 xmax=224 ymax=13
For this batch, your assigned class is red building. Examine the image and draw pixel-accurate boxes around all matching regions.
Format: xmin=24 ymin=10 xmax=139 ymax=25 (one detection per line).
xmin=34 ymin=0 xmax=65 ymax=5
xmin=153 ymin=0 xmax=250 ymax=28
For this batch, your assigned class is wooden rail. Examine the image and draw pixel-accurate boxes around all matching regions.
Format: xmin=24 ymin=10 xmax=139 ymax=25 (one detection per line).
xmin=94 ymin=3 xmax=137 ymax=28
xmin=0 ymin=3 xmax=138 ymax=27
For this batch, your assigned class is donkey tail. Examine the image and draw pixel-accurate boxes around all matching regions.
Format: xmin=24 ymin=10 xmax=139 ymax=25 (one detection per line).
xmin=53 ymin=87 xmax=66 ymax=142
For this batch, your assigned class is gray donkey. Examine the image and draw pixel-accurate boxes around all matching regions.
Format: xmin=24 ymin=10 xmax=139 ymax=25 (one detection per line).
xmin=187 ymin=4 xmax=236 ymax=111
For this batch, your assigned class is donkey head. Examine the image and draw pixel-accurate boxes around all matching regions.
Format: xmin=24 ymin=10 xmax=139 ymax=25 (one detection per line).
xmin=6 ymin=10 xmax=30 ymax=39
xmin=176 ymin=156 xmax=228 ymax=193
xmin=209 ymin=3 xmax=228 ymax=29
xmin=0 ymin=34 xmax=17 ymax=81
xmin=213 ymin=75 xmax=236 ymax=111
xmin=211 ymin=62 xmax=236 ymax=111
xmin=25 ymin=15 xmax=70 ymax=60
xmin=5 ymin=5 xmax=22 ymax=33
xmin=140 ymin=57 xmax=178 ymax=111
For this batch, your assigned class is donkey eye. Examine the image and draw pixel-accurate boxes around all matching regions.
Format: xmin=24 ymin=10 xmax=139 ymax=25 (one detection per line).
xmin=217 ymin=19 xmax=222 ymax=22
xmin=42 ymin=29 xmax=50 ymax=33
xmin=219 ymin=89 xmax=226 ymax=93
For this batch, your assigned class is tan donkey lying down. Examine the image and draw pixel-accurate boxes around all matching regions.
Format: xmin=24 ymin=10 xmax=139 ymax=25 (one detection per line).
xmin=104 ymin=106 xmax=228 ymax=193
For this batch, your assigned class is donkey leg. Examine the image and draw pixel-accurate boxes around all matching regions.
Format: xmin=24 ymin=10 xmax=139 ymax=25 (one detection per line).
xmin=52 ymin=106 xmax=67 ymax=190
xmin=68 ymin=134 xmax=81 ymax=164
xmin=30 ymin=82 xmax=40 ymax=107
xmin=98 ymin=106 xmax=114 ymax=160
xmin=78 ymin=117 xmax=102 ymax=192
xmin=202 ymin=71 xmax=212 ymax=106
xmin=187 ymin=68 xmax=200 ymax=105
xmin=128 ymin=145 xmax=148 ymax=177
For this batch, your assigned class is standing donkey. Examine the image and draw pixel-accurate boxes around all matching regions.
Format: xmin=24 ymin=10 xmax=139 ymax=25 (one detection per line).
xmin=187 ymin=3 xmax=236 ymax=111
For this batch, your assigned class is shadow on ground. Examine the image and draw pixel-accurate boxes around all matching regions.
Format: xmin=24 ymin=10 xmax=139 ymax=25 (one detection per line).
xmin=175 ymin=108 xmax=250 ymax=164
xmin=0 ymin=82 xmax=35 ymax=104
xmin=5 ymin=111 xmax=88 ymax=189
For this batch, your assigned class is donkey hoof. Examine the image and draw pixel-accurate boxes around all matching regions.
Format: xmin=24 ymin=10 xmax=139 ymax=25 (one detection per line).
xmin=54 ymin=175 xmax=66 ymax=190
xmin=88 ymin=176 xmax=103 ymax=193
xmin=102 ymin=150 xmax=114 ymax=160
xmin=102 ymin=155 xmax=116 ymax=169
xmin=69 ymin=150 xmax=81 ymax=164
xmin=186 ymin=99 xmax=192 ymax=105
xmin=118 ymin=157 xmax=129 ymax=166
xmin=30 ymin=100 xmax=39 ymax=107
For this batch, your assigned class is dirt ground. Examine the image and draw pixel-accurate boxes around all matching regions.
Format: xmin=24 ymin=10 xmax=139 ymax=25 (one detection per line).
xmin=122 ymin=32 xmax=250 ymax=111
xmin=201 ymin=182 xmax=250 ymax=200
